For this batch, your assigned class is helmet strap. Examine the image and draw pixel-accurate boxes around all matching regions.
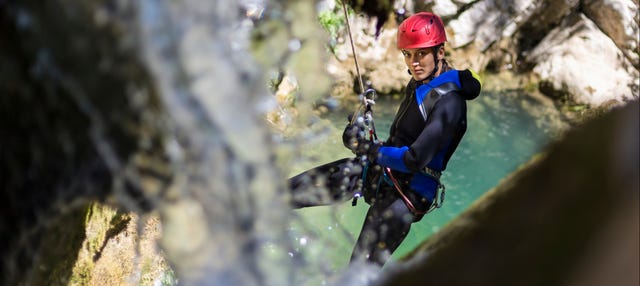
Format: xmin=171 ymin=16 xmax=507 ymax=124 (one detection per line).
xmin=424 ymin=45 xmax=443 ymax=82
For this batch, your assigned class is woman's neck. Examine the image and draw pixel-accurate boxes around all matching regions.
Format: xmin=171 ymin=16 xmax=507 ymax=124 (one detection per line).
xmin=421 ymin=59 xmax=451 ymax=84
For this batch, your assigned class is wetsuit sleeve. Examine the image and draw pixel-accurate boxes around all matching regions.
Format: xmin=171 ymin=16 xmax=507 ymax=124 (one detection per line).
xmin=402 ymin=93 xmax=466 ymax=172
xmin=377 ymin=146 xmax=410 ymax=172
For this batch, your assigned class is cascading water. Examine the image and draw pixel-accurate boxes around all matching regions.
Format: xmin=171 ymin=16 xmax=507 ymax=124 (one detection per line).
xmin=139 ymin=0 xmax=288 ymax=285
xmin=137 ymin=0 xmax=358 ymax=285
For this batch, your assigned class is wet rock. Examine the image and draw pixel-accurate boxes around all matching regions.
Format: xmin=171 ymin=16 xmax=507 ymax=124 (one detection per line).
xmin=0 ymin=1 xmax=168 ymax=284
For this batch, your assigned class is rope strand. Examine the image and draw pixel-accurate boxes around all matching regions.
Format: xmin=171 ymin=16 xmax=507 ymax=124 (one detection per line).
xmin=341 ymin=1 xmax=365 ymax=96
xmin=341 ymin=1 xmax=371 ymax=126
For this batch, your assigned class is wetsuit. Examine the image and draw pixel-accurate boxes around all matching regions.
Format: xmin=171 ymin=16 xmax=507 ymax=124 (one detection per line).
xmin=289 ymin=69 xmax=481 ymax=265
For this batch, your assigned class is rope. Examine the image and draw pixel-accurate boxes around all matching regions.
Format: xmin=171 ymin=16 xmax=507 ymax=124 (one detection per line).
xmin=341 ymin=1 xmax=380 ymax=207
xmin=341 ymin=0 xmax=365 ymax=97
xmin=341 ymin=1 xmax=371 ymax=126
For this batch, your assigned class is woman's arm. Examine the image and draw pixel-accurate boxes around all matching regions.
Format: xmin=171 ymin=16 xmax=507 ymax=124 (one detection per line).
xmin=377 ymin=93 xmax=465 ymax=173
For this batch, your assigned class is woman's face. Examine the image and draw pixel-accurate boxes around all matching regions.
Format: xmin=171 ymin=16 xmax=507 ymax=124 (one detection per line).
xmin=402 ymin=47 xmax=444 ymax=82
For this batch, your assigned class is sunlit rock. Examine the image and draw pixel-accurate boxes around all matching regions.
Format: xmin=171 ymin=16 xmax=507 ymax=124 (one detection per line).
xmin=583 ymin=0 xmax=639 ymax=69
xmin=527 ymin=13 xmax=639 ymax=106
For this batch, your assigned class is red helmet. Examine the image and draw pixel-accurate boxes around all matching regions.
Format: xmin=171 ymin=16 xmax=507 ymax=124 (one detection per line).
xmin=397 ymin=12 xmax=447 ymax=49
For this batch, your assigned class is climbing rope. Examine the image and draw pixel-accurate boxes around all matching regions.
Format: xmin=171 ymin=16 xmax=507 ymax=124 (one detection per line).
xmin=340 ymin=1 xmax=377 ymax=128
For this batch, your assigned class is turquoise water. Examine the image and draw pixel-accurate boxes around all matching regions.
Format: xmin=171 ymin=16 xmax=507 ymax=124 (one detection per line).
xmin=286 ymin=86 xmax=566 ymax=284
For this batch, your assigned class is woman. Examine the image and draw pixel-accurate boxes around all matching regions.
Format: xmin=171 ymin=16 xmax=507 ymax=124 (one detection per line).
xmin=289 ymin=11 xmax=481 ymax=266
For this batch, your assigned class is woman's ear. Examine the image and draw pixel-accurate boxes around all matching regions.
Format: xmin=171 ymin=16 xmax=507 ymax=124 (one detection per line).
xmin=437 ymin=46 xmax=445 ymax=60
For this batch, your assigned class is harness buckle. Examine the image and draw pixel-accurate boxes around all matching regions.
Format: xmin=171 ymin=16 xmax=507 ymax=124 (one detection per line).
xmin=422 ymin=167 xmax=442 ymax=179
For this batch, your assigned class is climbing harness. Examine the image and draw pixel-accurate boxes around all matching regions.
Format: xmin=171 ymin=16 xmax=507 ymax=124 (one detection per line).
xmin=383 ymin=167 xmax=445 ymax=215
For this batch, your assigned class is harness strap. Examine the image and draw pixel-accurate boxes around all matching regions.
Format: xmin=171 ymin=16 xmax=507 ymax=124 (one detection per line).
xmin=422 ymin=166 xmax=442 ymax=179
xmin=383 ymin=167 xmax=445 ymax=215
xmin=418 ymin=81 xmax=459 ymax=121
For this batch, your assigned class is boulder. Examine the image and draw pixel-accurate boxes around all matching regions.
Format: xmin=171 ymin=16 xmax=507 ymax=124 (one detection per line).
xmin=330 ymin=15 xmax=407 ymax=96
xmin=583 ymin=0 xmax=640 ymax=70
xmin=526 ymin=13 xmax=639 ymax=106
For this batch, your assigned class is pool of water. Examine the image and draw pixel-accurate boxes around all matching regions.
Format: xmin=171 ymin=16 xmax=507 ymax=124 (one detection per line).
xmin=286 ymin=84 xmax=567 ymax=284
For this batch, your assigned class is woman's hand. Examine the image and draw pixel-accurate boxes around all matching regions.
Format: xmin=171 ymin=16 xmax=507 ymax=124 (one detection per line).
xmin=353 ymin=139 xmax=381 ymax=161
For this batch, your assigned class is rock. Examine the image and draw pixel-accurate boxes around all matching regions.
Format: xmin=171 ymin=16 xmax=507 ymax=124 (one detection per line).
xmin=526 ymin=13 xmax=639 ymax=106
xmin=364 ymin=26 xmax=407 ymax=94
xmin=329 ymin=15 xmax=407 ymax=96
xmin=448 ymin=0 xmax=534 ymax=50
xmin=516 ymin=0 xmax=580 ymax=50
xmin=430 ymin=0 xmax=459 ymax=17
xmin=397 ymin=0 xmax=639 ymax=107
xmin=0 ymin=1 xmax=168 ymax=283
xmin=583 ymin=0 xmax=640 ymax=70
xmin=444 ymin=0 xmax=581 ymax=70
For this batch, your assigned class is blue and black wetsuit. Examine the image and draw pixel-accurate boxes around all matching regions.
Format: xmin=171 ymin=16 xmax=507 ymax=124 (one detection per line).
xmin=373 ymin=69 xmax=481 ymax=206
xmin=289 ymin=69 xmax=481 ymax=265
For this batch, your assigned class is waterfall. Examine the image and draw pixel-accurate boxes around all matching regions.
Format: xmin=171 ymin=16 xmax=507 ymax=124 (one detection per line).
xmin=137 ymin=0 xmax=339 ymax=285
xmin=138 ymin=0 xmax=290 ymax=285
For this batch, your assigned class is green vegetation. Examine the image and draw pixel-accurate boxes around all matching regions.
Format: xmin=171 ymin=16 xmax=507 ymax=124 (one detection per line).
xmin=318 ymin=3 xmax=346 ymax=53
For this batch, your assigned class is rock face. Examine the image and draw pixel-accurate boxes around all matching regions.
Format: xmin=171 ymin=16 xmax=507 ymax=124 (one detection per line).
xmin=378 ymin=100 xmax=639 ymax=286
xmin=330 ymin=0 xmax=639 ymax=107
xmin=527 ymin=13 xmax=637 ymax=106
xmin=582 ymin=0 xmax=640 ymax=70
xmin=329 ymin=16 xmax=407 ymax=96
xmin=0 ymin=1 xmax=171 ymax=284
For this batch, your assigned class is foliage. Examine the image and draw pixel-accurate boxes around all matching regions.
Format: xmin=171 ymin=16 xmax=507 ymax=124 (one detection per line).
xmin=317 ymin=3 xmax=346 ymax=53
xmin=318 ymin=9 xmax=344 ymax=39
xmin=159 ymin=268 xmax=178 ymax=286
